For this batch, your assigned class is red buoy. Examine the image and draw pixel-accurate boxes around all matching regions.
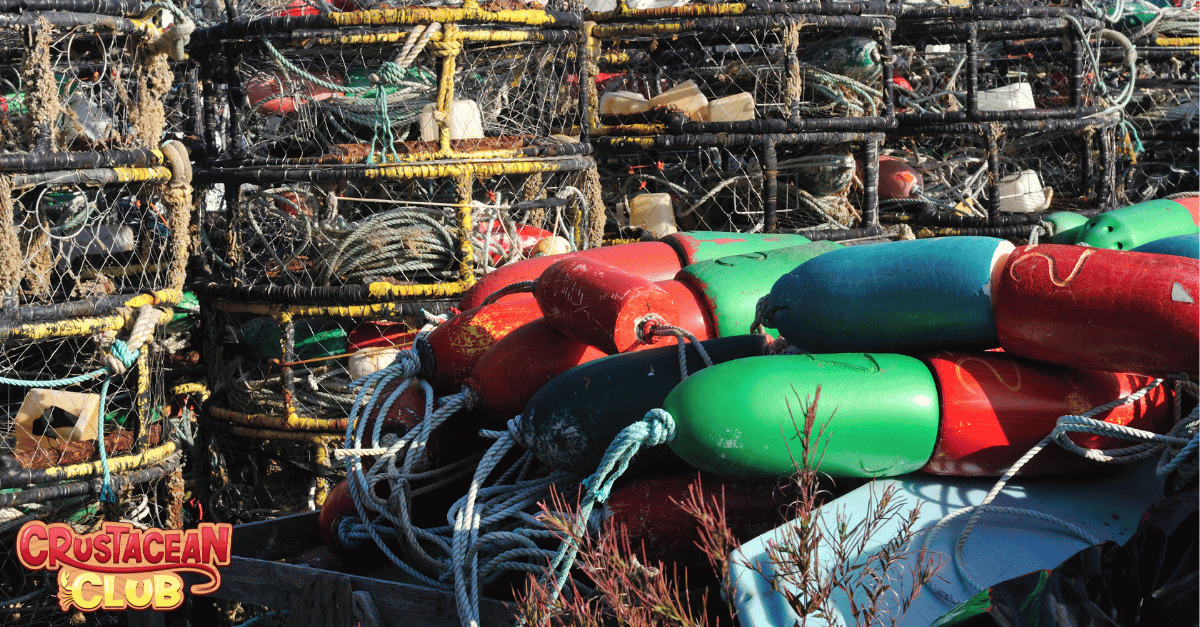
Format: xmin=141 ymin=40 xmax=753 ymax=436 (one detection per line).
xmin=877 ymin=155 xmax=923 ymax=199
xmin=656 ymin=279 xmax=717 ymax=341
xmin=458 ymin=241 xmax=683 ymax=310
xmin=993 ymin=244 xmax=1199 ymax=378
xmin=318 ymin=480 xmax=389 ymax=572
xmin=465 ymin=318 xmax=608 ymax=421
xmin=535 ymin=257 xmax=680 ymax=354
xmin=416 ymin=297 xmax=544 ymax=394
xmin=476 ymin=221 xmax=555 ymax=265
xmin=594 ymin=473 xmax=788 ymax=581
xmin=922 ymin=351 xmax=1173 ymax=476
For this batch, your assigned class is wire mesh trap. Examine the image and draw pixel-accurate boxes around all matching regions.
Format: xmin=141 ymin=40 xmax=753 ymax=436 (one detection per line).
xmin=878 ymin=117 xmax=1120 ymax=235
xmin=588 ymin=11 xmax=896 ymax=135
xmin=891 ymin=8 xmax=1132 ymax=124
xmin=196 ymin=155 xmax=603 ymax=294
xmin=192 ymin=8 xmax=586 ymax=165
xmin=595 ymin=131 xmax=881 ymax=236
xmin=0 ymin=304 xmax=185 ymax=625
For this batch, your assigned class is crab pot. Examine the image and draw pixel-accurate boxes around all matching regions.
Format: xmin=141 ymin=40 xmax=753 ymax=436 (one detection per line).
xmin=0 ymin=302 xmax=184 ymax=608
xmin=594 ymin=131 xmax=881 ymax=235
xmin=198 ymin=292 xmax=454 ymax=434
xmin=588 ymin=10 xmax=896 ymax=135
xmin=192 ymin=10 xmax=586 ymax=164
xmin=879 ymin=117 xmax=1119 ymax=231
xmin=0 ymin=8 xmax=182 ymax=154
xmin=892 ymin=8 xmax=1120 ymax=124
xmin=196 ymin=156 xmax=603 ymax=291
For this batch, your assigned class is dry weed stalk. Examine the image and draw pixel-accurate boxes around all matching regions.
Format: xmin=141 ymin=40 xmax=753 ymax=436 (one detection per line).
xmin=516 ymin=387 xmax=942 ymax=627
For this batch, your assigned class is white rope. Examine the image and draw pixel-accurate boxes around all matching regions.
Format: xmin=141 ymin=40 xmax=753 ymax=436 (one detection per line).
xmin=922 ymin=379 xmax=1197 ymax=606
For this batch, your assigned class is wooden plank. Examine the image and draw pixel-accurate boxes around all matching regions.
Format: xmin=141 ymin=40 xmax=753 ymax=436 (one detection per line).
xmin=202 ymin=557 xmax=517 ymax=627
xmin=230 ymin=511 xmax=323 ymax=560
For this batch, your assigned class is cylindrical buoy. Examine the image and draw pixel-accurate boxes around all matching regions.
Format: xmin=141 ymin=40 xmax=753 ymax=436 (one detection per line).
xmin=993 ymin=244 xmax=1199 ymax=378
xmin=458 ymin=241 xmax=683 ymax=310
xmin=1043 ymin=211 xmax=1091 ymax=244
xmin=518 ymin=335 xmax=770 ymax=475
xmin=661 ymin=231 xmax=811 ymax=266
xmin=662 ymin=353 xmax=941 ymax=480
xmin=1074 ymin=197 xmax=1199 ymax=250
xmin=465 ymin=318 xmax=608 ymax=421
xmin=1131 ymin=233 xmax=1199 ymax=259
xmin=655 ymin=279 xmax=718 ymax=341
xmin=921 ymin=351 xmax=1173 ymax=476
xmin=592 ymin=473 xmax=787 ymax=582
xmin=678 ymin=241 xmax=843 ymax=338
xmin=415 ymin=297 xmax=544 ymax=394
xmin=535 ymin=257 xmax=680 ymax=354
xmin=318 ymin=480 xmax=389 ymax=571
xmin=769 ymin=237 xmax=1013 ymax=354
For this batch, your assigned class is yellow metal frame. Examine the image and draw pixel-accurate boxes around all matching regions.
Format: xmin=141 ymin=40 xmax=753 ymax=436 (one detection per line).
xmin=205 ymin=301 xmax=420 ymax=432
xmin=254 ymin=14 xmax=585 ymax=163
xmin=223 ymin=156 xmax=595 ymax=299
xmin=205 ymin=412 xmax=343 ymax=505
xmin=2 ymin=300 xmax=179 ymax=486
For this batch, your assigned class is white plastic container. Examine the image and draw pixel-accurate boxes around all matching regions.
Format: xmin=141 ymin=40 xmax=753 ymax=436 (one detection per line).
xmin=998 ymin=170 xmax=1050 ymax=213
xmin=703 ymin=92 xmax=756 ymax=122
xmin=348 ymin=347 xmax=400 ymax=380
xmin=978 ymin=83 xmax=1035 ymax=112
xmin=629 ymin=193 xmax=678 ymax=238
xmin=648 ymin=81 xmax=709 ymax=121
xmin=585 ymin=0 xmax=686 ymax=11
xmin=419 ymin=100 xmax=484 ymax=142
xmin=599 ymin=91 xmax=651 ymax=116
xmin=62 ymin=92 xmax=115 ymax=146
xmin=59 ymin=225 xmax=135 ymax=266
xmin=14 ymin=389 xmax=101 ymax=453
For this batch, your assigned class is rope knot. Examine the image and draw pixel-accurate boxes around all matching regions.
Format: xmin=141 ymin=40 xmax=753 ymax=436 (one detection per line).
xmin=338 ymin=516 xmax=366 ymax=548
xmin=751 ymin=294 xmax=774 ymax=334
xmin=642 ymin=409 xmax=676 ymax=447
xmin=105 ymin=340 xmax=140 ymax=374
xmin=426 ymin=40 xmax=462 ymax=57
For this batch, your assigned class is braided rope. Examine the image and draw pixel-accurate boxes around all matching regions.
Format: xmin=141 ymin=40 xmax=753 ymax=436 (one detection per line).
xmin=923 ymin=379 xmax=1195 ymax=606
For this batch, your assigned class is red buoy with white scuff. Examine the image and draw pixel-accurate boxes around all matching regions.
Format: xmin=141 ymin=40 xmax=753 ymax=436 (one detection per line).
xmin=877 ymin=155 xmax=924 ymax=199
xmin=535 ymin=257 xmax=680 ymax=354
xmin=458 ymin=242 xmax=684 ymax=310
xmin=921 ymin=351 xmax=1173 ymax=476
xmin=416 ymin=297 xmax=543 ymax=395
xmin=993 ymin=244 xmax=1199 ymax=378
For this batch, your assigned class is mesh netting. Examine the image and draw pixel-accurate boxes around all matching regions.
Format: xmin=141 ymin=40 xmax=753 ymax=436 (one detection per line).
xmin=881 ymin=119 xmax=1118 ymax=222
xmin=596 ymin=132 xmax=880 ymax=234
xmin=892 ymin=12 xmax=1128 ymax=121
xmin=199 ymin=24 xmax=583 ymax=163
xmin=196 ymin=419 xmax=340 ymax=521
xmin=200 ymin=157 xmax=601 ymax=288
xmin=0 ymin=308 xmax=183 ymax=624
xmin=590 ymin=14 xmax=894 ymax=133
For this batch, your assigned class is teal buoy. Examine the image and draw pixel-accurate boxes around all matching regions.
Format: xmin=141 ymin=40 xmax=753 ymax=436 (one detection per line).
xmin=768 ymin=237 xmax=1012 ymax=354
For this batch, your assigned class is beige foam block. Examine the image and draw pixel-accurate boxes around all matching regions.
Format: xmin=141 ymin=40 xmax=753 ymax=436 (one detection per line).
xmin=648 ymin=81 xmax=709 ymax=120
xmin=705 ymin=92 xmax=756 ymax=122
xmin=14 ymin=389 xmax=101 ymax=453
xmin=419 ymin=100 xmax=484 ymax=142
xmin=599 ymin=91 xmax=651 ymax=116
xmin=629 ymin=193 xmax=678 ymax=239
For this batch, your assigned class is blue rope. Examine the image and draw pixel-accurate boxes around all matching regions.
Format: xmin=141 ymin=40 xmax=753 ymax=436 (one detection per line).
xmin=0 ymin=369 xmax=107 ymax=388
xmin=543 ymin=409 xmax=677 ymax=601
xmin=97 ymin=377 xmax=116 ymax=504
xmin=108 ymin=340 xmax=139 ymax=369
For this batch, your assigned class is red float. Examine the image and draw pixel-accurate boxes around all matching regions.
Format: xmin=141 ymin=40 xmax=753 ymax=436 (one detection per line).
xmin=877 ymin=155 xmax=924 ymax=199
xmin=594 ymin=473 xmax=788 ymax=581
xmin=535 ymin=257 xmax=680 ymax=354
xmin=656 ymin=279 xmax=718 ymax=341
xmin=922 ymin=351 xmax=1173 ymax=476
xmin=243 ymin=70 xmax=344 ymax=116
xmin=464 ymin=318 xmax=607 ymax=421
xmin=416 ymin=297 xmax=543 ymax=394
xmin=457 ymin=241 xmax=683 ymax=310
xmin=993 ymin=244 xmax=1199 ymax=378
xmin=318 ymin=480 xmax=389 ymax=571
xmin=476 ymin=220 xmax=555 ymax=265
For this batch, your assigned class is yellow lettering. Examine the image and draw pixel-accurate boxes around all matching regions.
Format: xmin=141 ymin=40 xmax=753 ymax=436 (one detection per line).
xmin=153 ymin=574 xmax=183 ymax=610
xmin=102 ymin=574 xmax=125 ymax=609
xmin=70 ymin=572 xmax=103 ymax=611
xmin=124 ymin=576 xmax=154 ymax=609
